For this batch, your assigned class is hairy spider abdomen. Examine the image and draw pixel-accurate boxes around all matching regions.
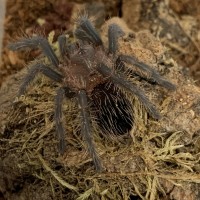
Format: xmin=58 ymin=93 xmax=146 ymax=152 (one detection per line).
xmin=90 ymin=82 xmax=133 ymax=135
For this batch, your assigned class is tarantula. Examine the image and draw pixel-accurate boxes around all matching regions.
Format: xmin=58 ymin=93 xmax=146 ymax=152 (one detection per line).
xmin=8 ymin=15 xmax=175 ymax=171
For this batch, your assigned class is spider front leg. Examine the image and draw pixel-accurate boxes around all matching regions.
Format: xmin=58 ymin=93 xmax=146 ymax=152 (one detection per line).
xmin=75 ymin=16 xmax=103 ymax=46
xmin=58 ymin=35 xmax=67 ymax=57
xmin=108 ymin=24 xmax=125 ymax=55
xmin=8 ymin=36 xmax=59 ymax=67
xmin=17 ymin=63 xmax=63 ymax=97
xmin=77 ymin=90 xmax=103 ymax=172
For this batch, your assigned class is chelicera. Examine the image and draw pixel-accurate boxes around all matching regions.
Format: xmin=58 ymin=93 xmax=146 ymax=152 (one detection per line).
xmin=8 ymin=15 xmax=176 ymax=171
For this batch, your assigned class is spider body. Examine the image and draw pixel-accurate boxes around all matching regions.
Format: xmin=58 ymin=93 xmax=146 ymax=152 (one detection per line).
xmin=59 ymin=44 xmax=104 ymax=93
xmin=9 ymin=15 xmax=176 ymax=171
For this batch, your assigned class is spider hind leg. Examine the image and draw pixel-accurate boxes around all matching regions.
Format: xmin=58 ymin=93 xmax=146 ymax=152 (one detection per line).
xmin=119 ymin=55 xmax=176 ymax=91
xmin=55 ymin=88 xmax=67 ymax=154
xmin=97 ymin=63 xmax=161 ymax=120
xmin=78 ymin=90 xmax=103 ymax=171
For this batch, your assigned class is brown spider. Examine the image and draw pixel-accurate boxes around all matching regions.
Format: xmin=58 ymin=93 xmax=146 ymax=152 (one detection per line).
xmin=8 ymin=15 xmax=176 ymax=171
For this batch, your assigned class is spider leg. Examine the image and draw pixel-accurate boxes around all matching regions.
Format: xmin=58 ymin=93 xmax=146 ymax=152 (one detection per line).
xmin=108 ymin=24 xmax=125 ymax=55
xmin=58 ymin=35 xmax=70 ymax=57
xmin=55 ymin=87 xmax=66 ymax=154
xmin=119 ymin=55 xmax=176 ymax=90
xmin=18 ymin=63 xmax=63 ymax=96
xmin=77 ymin=90 xmax=103 ymax=171
xmin=75 ymin=17 xmax=103 ymax=46
xmin=97 ymin=63 xmax=161 ymax=120
xmin=8 ymin=36 xmax=59 ymax=67
xmin=74 ymin=28 xmax=96 ymax=45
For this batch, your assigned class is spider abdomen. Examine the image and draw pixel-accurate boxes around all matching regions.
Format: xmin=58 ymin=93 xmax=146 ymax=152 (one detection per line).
xmin=90 ymin=82 xmax=133 ymax=135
